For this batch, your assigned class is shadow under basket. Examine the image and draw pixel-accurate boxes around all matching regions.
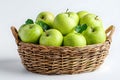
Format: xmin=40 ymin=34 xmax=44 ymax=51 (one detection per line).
xmin=11 ymin=25 xmax=115 ymax=75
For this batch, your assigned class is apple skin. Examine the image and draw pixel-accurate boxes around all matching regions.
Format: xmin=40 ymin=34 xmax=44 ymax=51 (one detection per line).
xmin=63 ymin=33 xmax=86 ymax=47
xmin=18 ymin=24 xmax=43 ymax=43
xmin=80 ymin=13 xmax=106 ymax=44
xmin=77 ymin=11 xmax=88 ymax=22
xmin=80 ymin=13 xmax=103 ymax=28
xmin=53 ymin=12 xmax=79 ymax=35
xmin=35 ymin=11 xmax=54 ymax=27
xmin=40 ymin=29 xmax=63 ymax=46
xmin=82 ymin=26 xmax=106 ymax=45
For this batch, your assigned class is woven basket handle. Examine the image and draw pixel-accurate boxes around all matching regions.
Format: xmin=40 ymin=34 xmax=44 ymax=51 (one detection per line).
xmin=105 ymin=25 xmax=115 ymax=41
xmin=11 ymin=26 xmax=20 ymax=45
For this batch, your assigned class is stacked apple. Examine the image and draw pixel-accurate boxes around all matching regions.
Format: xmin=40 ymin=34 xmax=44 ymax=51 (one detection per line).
xmin=18 ymin=10 xmax=106 ymax=47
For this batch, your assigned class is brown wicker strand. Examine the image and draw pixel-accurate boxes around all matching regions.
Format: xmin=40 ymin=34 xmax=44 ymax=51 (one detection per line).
xmin=105 ymin=25 xmax=115 ymax=41
xmin=11 ymin=26 xmax=20 ymax=45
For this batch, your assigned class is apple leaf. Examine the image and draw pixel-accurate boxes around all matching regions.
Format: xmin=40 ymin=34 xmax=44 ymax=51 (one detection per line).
xmin=36 ymin=21 xmax=50 ymax=31
xmin=75 ymin=24 xmax=87 ymax=33
xmin=25 ymin=19 xmax=34 ymax=24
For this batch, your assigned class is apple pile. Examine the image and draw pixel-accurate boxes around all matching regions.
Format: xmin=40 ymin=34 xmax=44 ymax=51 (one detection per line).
xmin=18 ymin=10 xmax=106 ymax=47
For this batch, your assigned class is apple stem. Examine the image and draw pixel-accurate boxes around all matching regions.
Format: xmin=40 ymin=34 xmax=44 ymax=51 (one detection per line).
xmin=29 ymin=25 xmax=33 ymax=29
xmin=91 ymin=27 xmax=95 ymax=32
xmin=95 ymin=16 xmax=99 ymax=20
xmin=45 ymin=31 xmax=49 ymax=37
xmin=65 ymin=8 xmax=70 ymax=17
xmin=66 ymin=8 xmax=69 ymax=13
xmin=41 ymin=16 xmax=45 ymax=19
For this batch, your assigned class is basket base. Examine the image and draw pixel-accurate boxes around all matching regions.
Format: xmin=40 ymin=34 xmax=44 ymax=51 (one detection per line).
xmin=22 ymin=61 xmax=103 ymax=75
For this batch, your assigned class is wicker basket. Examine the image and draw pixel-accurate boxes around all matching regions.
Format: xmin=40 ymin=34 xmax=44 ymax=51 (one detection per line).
xmin=11 ymin=25 xmax=115 ymax=75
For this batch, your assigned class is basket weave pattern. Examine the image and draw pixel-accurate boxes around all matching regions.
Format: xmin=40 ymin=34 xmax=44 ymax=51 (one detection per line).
xmin=11 ymin=25 xmax=115 ymax=74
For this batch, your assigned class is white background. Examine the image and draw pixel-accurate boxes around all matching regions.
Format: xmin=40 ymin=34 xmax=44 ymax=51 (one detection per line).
xmin=0 ymin=0 xmax=120 ymax=80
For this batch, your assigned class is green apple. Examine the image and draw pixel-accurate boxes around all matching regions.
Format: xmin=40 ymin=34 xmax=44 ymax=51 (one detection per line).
xmin=18 ymin=24 xmax=43 ymax=43
xmin=63 ymin=32 xmax=86 ymax=47
xmin=80 ymin=13 xmax=106 ymax=44
xmin=80 ymin=13 xmax=103 ymax=28
xmin=40 ymin=29 xmax=63 ymax=46
xmin=35 ymin=11 xmax=54 ymax=27
xmin=77 ymin=11 xmax=88 ymax=22
xmin=53 ymin=12 xmax=79 ymax=35
xmin=82 ymin=26 xmax=106 ymax=45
